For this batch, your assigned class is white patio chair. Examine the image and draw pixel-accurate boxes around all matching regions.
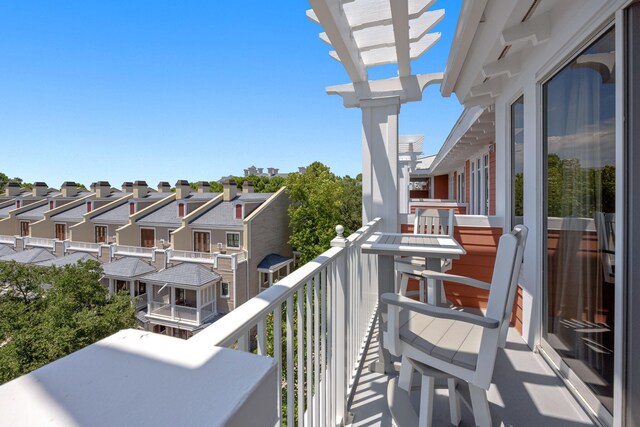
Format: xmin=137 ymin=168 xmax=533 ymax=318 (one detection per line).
xmin=383 ymin=225 xmax=528 ymax=427
xmin=395 ymin=208 xmax=455 ymax=302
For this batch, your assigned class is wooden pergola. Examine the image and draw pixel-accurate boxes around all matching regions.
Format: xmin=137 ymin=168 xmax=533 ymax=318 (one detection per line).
xmin=307 ymin=0 xmax=445 ymax=232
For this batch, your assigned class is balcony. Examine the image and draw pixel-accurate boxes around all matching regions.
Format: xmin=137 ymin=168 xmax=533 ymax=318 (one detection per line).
xmin=0 ymin=235 xmax=16 ymax=246
xmin=0 ymin=217 xmax=595 ymax=426
xmin=65 ymin=241 xmax=102 ymax=254
xmin=23 ymin=237 xmax=55 ymax=249
xmin=112 ymin=244 xmax=154 ymax=259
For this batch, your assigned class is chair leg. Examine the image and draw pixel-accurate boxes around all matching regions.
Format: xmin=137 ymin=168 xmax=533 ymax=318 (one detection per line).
xmin=418 ymin=375 xmax=435 ymax=427
xmin=469 ymin=384 xmax=491 ymax=427
xmin=447 ymin=378 xmax=461 ymax=426
xmin=399 ymin=273 xmax=409 ymax=296
xmin=398 ymin=355 xmax=414 ymax=392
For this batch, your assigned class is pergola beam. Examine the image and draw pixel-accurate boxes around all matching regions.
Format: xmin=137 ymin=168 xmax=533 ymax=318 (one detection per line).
xmin=390 ymin=0 xmax=411 ymax=76
xmin=308 ymin=0 xmax=368 ymax=82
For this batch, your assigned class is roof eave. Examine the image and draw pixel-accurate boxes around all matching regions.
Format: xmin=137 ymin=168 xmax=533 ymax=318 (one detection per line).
xmin=441 ymin=0 xmax=488 ymax=97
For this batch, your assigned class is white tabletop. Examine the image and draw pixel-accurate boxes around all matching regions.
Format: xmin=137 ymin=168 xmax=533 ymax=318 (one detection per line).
xmin=361 ymin=232 xmax=466 ymax=258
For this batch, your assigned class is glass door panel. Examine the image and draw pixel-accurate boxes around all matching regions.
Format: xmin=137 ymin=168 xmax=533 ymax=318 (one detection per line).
xmin=543 ymin=28 xmax=616 ymax=415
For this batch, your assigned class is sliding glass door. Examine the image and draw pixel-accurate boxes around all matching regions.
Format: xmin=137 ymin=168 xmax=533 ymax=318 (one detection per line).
xmin=542 ymin=26 xmax=616 ymax=421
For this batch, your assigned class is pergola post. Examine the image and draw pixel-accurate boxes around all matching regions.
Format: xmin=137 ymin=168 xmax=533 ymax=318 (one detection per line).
xmin=361 ymin=97 xmax=401 ymax=232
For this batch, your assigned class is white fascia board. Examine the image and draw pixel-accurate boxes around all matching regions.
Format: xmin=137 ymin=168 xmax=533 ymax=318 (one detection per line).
xmin=427 ymin=106 xmax=485 ymax=174
xmin=441 ymin=0 xmax=488 ymax=97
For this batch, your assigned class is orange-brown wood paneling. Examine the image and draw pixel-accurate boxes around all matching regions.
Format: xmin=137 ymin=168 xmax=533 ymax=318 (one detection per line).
xmin=410 ymin=190 xmax=430 ymax=198
xmin=433 ymin=175 xmax=449 ymax=199
xmin=401 ymin=223 xmax=524 ymax=335
xmin=465 ymin=160 xmax=470 ymax=203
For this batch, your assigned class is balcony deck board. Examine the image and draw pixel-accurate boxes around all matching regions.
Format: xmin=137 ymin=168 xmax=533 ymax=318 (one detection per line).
xmin=349 ymin=326 xmax=594 ymax=426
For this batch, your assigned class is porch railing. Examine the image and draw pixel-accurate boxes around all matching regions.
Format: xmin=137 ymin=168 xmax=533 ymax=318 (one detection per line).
xmin=23 ymin=237 xmax=55 ymax=249
xmin=113 ymin=245 xmax=154 ymax=259
xmin=189 ymin=218 xmax=381 ymax=426
xmin=147 ymin=301 xmax=199 ymax=324
xmin=0 ymin=235 xmax=16 ymax=246
xmin=65 ymin=241 xmax=101 ymax=253
xmin=168 ymin=249 xmax=217 ymax=264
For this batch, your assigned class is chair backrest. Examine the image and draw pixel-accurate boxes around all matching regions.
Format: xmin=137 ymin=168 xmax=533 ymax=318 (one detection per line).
xmin=413 ymin=208 xmax=454 ymax=236
xmin=474 ymin=226 xmax=527 ymax=388
xmin=499 ymin=225 xmax=528 ymax=347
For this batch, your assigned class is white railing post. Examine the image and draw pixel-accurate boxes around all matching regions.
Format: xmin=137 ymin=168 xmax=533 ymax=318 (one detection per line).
xmin=331 ymin=225 xmax=349 ymax=426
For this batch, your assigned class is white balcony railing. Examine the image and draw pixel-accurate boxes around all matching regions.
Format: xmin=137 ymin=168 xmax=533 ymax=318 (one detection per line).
xmin=24 ymin=237 xmax=55 ymax=249
xmin=113 ymin=245 xmax=154 ymax=259
xmin=147 ymin=301 xmax=199 ymax=324
xmin=190 ymin=218 xmax=381 ymax=426
xmin=0 ymin=235 xmax=16 ymax=246
xmin=168 ymin=249 xmax=217 ymax=264
xmin=65 ymin=241 xmax=101 ymax=253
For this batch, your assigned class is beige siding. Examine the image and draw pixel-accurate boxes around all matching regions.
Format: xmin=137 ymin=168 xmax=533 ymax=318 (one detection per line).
xmin=246 ymin=190 xmax=291 ymax=300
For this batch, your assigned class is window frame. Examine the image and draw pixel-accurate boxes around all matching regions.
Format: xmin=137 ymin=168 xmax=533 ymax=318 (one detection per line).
xmin=220 ymin=282 xmax=230 ymax=298
xmin=94 ymin=225 xmax=108 ymax=243
xmin=226 ymin=231 xmax=240 ymax=249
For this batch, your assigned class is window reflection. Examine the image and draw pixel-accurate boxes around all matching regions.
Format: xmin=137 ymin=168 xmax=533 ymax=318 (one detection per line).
xmin=544 ymin=28 xmax=616 ymax=413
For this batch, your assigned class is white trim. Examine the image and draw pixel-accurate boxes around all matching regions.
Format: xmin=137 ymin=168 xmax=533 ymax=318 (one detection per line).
xmin=225 ymin=231 xmax=241 ymax=249
xmin=94 ymin=224 xmax=108 ymax=244
xmin=139 ymin=226 xmax=156 ymax=248
xmin=54 ymin=222 xmax=67 ymax=240
xmin=220 ymin=282 xmax=230 ymax=299
xmin=192 ymin=229 xmax=211 ymax=253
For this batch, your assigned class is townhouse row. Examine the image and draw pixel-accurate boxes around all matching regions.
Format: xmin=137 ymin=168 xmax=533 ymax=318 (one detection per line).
xmin=0 ymin=179 xmax=292 ymax=339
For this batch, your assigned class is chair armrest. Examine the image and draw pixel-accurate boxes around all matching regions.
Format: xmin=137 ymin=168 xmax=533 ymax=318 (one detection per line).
xmin=421 ymin=270 xmax=491 ymax=290
xmin=381 ymin=293 xmax=499 ymax=329
xmin=395 ymin=261 xmax=425 ymax=277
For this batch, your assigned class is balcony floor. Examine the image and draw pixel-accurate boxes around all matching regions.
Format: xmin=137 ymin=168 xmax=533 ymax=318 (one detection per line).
xmin=349 ymin=326 xmax=594 ymax=427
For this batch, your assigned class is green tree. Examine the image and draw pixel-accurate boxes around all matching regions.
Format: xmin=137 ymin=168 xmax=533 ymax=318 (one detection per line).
xmin=0 ymin=260 xmax=136 ymax=384
xmin=285 ymin=162 xmax=362 ymax=263
xmin=0 ymin=261 xmax=47 ymax=304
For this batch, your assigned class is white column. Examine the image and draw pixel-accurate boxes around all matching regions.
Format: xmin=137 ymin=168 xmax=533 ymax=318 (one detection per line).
xmin=196 ymin=289 xmax=201 ymax=324
xmin=398 ymin=161 xmax=410 ymax=215
xmin=361 ymin=97 xmax=400 ymax=232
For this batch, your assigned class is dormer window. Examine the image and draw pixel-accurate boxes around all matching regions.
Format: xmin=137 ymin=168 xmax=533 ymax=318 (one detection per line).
xmin=178 ymin=203 xmax=185 ymax=217
xmin=235 ymin=204 xmax=243 ymax=219
xmin=129 ymin=202 xmax=136 ymax=215
xmin=49 ymin=201 xmax=54 ymax=210
xmin=87 ymin=201 xmax=92 ymax=212
xmin=16 ymin=200 xmax=20 ymax=209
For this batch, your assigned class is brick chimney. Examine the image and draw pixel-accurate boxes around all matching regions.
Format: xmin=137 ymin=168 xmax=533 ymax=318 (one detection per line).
xmin=32 ymin=182 xmax=48 ymax=197
xmin=243 ymin=181 xmax=254 ymax=194
xmin=197 ymin=181 xmax=210 ymax=193
xmin=121 ymin=182 xmax=133 ymax=193
xmin=133 ymin=181 xmax=149 ymax=199
xmin=223 ymin=179 xmax=237 ymax=201
xmin=157 ymin=182 xmax=171 ymax=193
xmin=95 ymin=181 xmax=111 ymax=198
xmin=175 ymin=180 xmax=191 ymax=199
xmin=5 ymin=182 xmax=21 ymax=197
xmin=61 ymin=182 xmax=78 ymax=198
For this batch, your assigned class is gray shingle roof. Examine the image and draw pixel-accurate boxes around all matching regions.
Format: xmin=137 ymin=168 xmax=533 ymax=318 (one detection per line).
xmin=35 ymin=252 xmax=98 ymax=267
xmin=0 ymin=205 xmax=14 ymax=219
xmin=190 ymin=193 xmax=273 ymax=227
xmin=51 ymin=204 xmax=87 ymax=222
xmin=140 ymin=263 xmax=220 ymax=287
xmin=0 ymin=244 xmax=16 ymax=257
xmin=238 ymin=193 xmax=273 ymax=202
xmin=136 ymin=193 xmax=220 ymax=226
xmin=258 ymin=253 xmax=292 ymax=271
xmin=137 ymin=200 xmax=182 ymax=226
xmin=0 ymin=248 xmax=55 ymax=264
xmin=91 ymin=203 xmax=129 ymax=223
xmin=16 ymin=203 xmax=49 ymax=221
xmin=102 ymin=257 xmax=157 ymax=279
xmin=91 ymin=193 xmax=167 ymax=223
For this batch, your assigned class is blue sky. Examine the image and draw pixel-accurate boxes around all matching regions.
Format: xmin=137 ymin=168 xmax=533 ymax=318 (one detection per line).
xmin=0 ymin=1 xmax=463 ymax=187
